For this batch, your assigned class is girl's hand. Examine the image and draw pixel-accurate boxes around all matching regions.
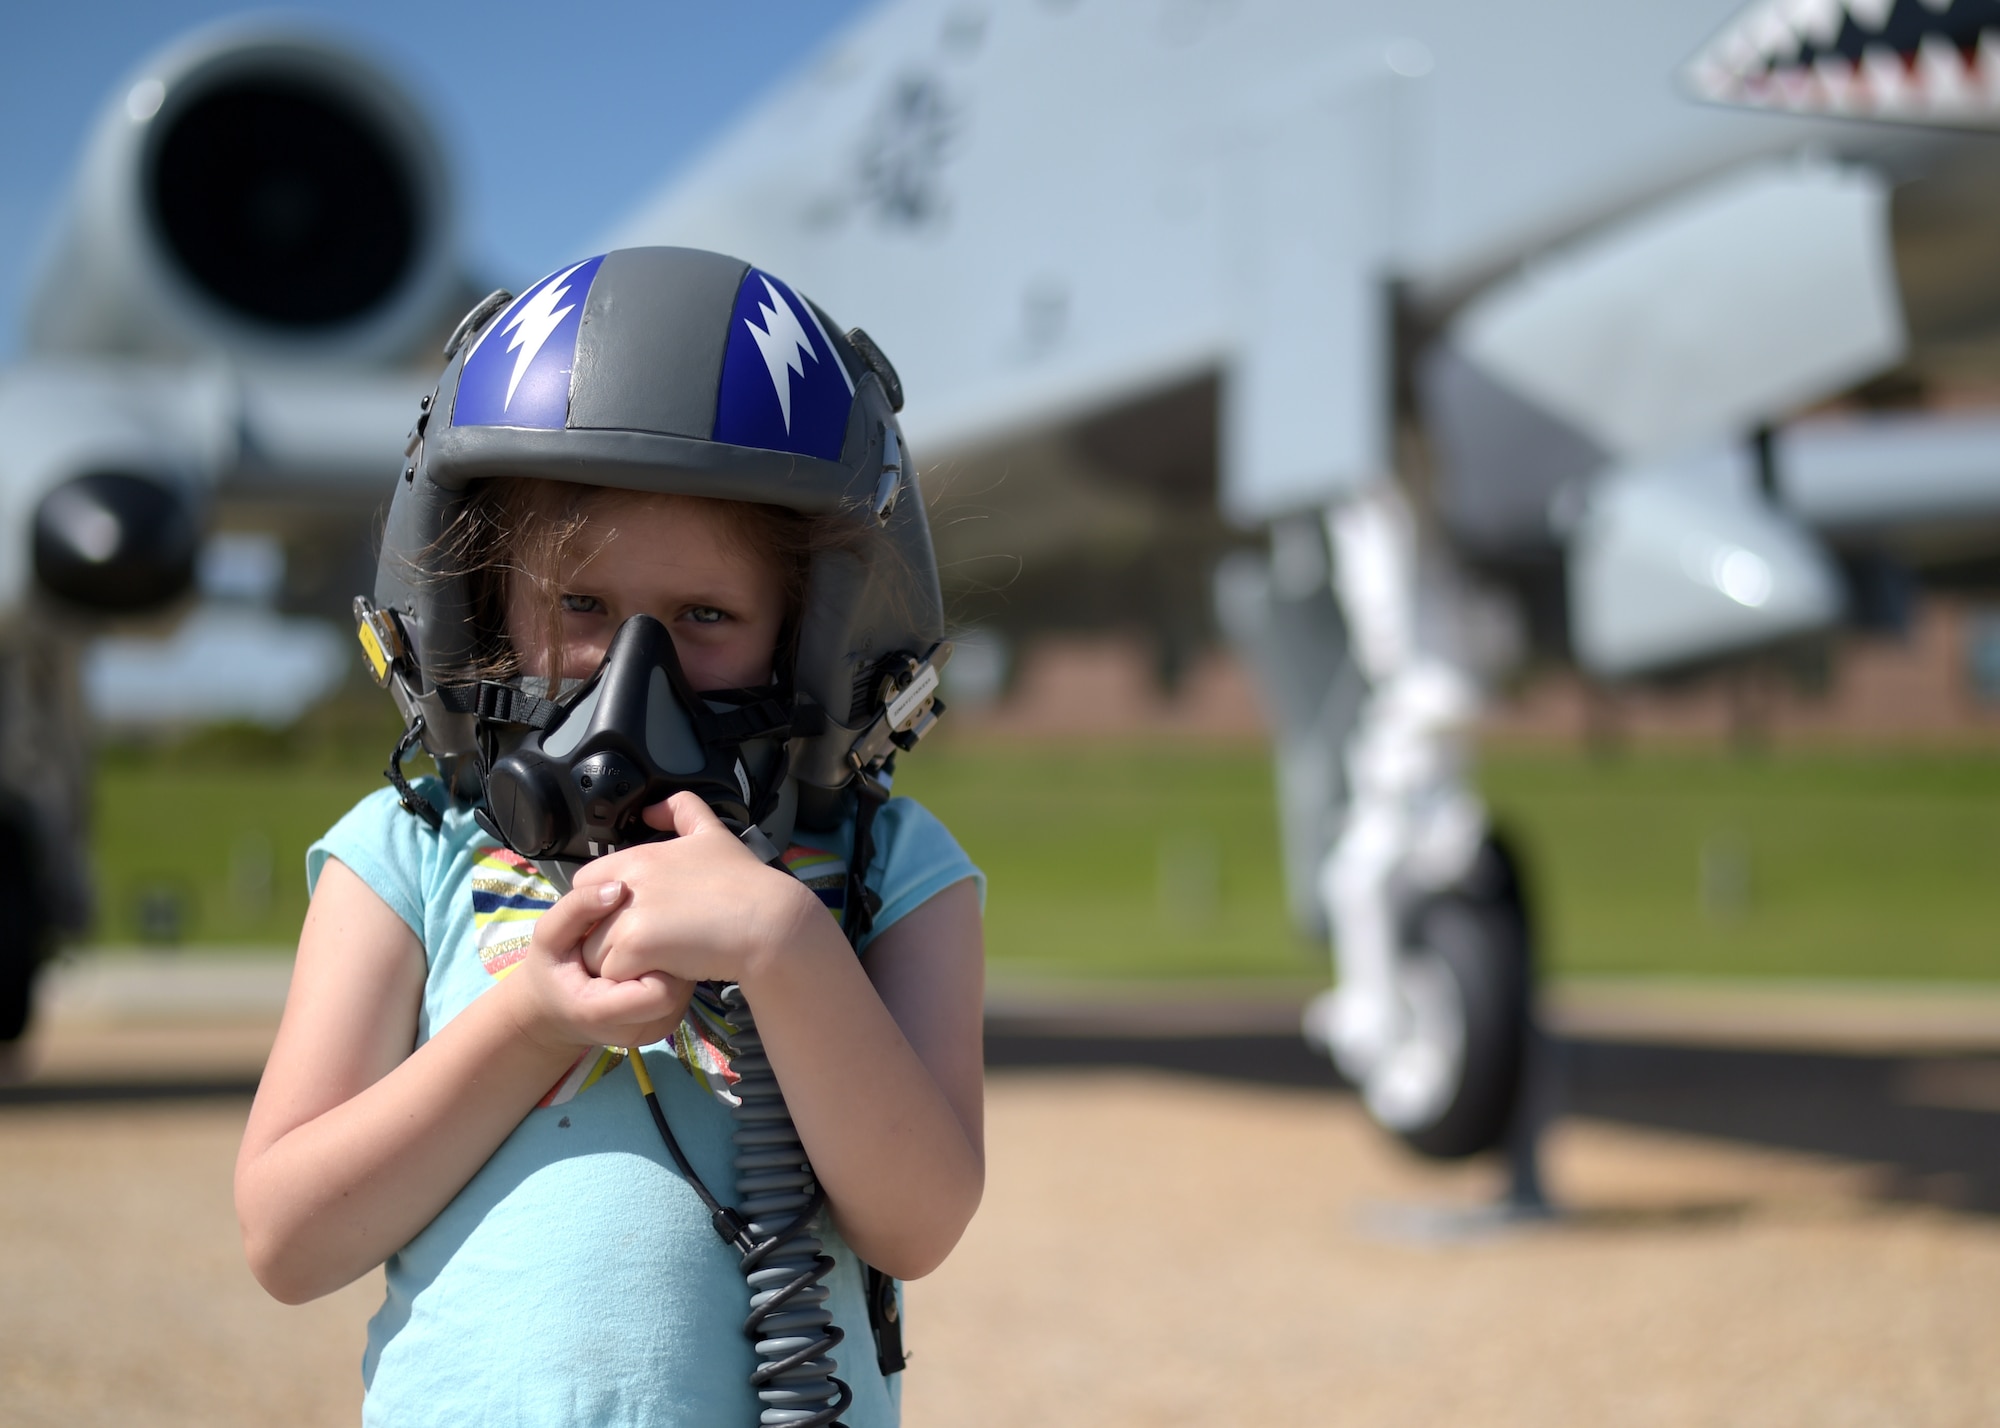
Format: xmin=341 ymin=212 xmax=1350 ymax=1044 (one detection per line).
xmin=505 ymin=879 xmax=694 ymax=1051
xmin=569 ymin=793 xmax=827 ymax=989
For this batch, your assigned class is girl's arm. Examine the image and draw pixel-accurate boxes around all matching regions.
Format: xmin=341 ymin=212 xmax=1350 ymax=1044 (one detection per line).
xmin=576 ymin=795 xmax=986 ymax=1281
xmin=771 ymin=875 xmax=985 ymax=1280
xmin=235 ymin=859 xmax=691 ymax=1305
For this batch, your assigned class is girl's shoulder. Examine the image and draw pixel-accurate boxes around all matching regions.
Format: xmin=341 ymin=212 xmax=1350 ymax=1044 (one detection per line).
xmin=306 ymin=779 xmax=487 ymax=924
xmin=873 ymin=793 xmax=961 ymax=857
xmin=862 ymin=794 xmax=985 ymax=944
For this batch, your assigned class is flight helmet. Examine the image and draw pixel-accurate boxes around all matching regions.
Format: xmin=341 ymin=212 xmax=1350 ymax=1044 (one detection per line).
xmin=356 ymin=247 xmax=948 ymax=852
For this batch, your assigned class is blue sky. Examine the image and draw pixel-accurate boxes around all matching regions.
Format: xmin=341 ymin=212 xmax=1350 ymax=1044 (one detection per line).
xmin=0 ymin=0 xmax=877 ymax=355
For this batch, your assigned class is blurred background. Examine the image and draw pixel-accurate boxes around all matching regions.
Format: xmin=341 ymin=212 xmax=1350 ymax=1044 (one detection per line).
xmin=3 ymin=0 xmax=1988 ymax=964
xmin=5 ymin=2 xmax=2000 ymax=1424
xmin=37 ymin=0 xmax=2000 ymax=991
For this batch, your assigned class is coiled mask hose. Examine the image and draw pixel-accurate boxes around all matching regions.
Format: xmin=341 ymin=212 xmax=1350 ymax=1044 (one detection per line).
xmin=625 ymin=788 xmax=900 ymax=1426
xmin=721 ymin=982 xmax=853 ymax=1428
xmin=629 ymin=987 xmax=853 ymax=1428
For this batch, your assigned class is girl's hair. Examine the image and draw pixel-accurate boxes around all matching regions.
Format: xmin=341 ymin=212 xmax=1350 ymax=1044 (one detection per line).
xmin=432 ymin=477 xmax=837 ymax=685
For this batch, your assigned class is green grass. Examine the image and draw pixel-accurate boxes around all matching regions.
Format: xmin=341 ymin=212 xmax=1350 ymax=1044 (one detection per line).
xmin=890 ymin=743 xmax=1305 ymax=979
xmin=883 ymin=742 xmax=2000 ymax=983
xmin=91 ymin=764 xmax=385 ymax=949
xmin=1479 ymin=748 xmax=2000 ymax=983
xmin=87 ymin=701 xmax=400 ymax=950
xmin=87 ymin=724 xmax=2000 ymax=983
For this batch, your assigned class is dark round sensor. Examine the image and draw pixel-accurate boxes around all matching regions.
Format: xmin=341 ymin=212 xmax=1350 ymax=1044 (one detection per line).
xmin=32 ymin=472 xmax=200 ymax=612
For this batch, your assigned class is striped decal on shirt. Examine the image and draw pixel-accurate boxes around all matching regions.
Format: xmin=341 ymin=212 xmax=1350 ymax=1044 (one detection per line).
xmin=469 ymin=846 xmax=559 ymax=979
xmin=782 ymin=843 xmax=848 ymax=926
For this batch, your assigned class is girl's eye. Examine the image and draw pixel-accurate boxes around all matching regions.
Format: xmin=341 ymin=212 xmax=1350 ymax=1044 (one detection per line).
xmin=560 ymin=593 xmax=605 ymax=615
xmin=685 ymin=606 xmax=725 ymax=626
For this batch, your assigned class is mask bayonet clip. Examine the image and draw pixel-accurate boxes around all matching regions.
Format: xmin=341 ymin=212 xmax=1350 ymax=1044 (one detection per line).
xmin=845 ymin=640 xmax=953 ymax=781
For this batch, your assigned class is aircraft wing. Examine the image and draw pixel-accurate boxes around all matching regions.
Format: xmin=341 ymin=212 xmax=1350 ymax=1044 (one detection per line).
xmin=609 ymin=0 xmax=1812 ymax=523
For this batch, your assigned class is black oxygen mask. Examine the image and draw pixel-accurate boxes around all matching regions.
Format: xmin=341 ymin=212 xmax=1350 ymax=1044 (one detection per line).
xmin=478 ymin=614 xmax=795 ymax=886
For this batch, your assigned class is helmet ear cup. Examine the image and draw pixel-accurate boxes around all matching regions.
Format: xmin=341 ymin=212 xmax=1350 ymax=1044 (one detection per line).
xmin=785 ymin=393 xmax=944 ymax=790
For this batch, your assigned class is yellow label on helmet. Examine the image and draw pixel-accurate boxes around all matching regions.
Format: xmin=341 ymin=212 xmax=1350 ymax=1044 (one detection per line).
xmin=357 ymin=621 xmax=392 ymax=684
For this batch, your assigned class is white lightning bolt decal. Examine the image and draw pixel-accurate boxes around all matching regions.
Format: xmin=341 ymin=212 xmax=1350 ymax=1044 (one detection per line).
xmin=499 ymin=261 xmax=587 ymax=410
xmin=743 ymin=276 xmax=818 ymax=431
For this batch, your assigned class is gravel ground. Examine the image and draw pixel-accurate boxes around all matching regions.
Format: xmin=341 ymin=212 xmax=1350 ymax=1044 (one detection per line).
xmin=906 ymin=1071 xmax=2000 ymax=1427
xmin=0 ymin=1097 xmax=375 ymax=1427
xmin=3 ymin=1038 xmax=1996 ymax=1427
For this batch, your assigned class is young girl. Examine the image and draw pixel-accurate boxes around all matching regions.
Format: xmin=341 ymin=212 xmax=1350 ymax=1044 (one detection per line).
xmin=235 ymin=249 xmax=984 ymax=1428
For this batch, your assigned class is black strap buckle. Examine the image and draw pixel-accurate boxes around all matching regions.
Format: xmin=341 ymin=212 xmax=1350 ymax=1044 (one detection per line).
xmin=865 ymin=1265 xmax=906 ymax=1376
xmin=386 ymin=719 xmax=442 ymax=832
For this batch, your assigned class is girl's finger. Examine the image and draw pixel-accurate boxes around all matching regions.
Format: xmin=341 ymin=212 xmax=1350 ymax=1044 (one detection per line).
xmin=582 ymin=973 xmax=689 ymax=1039
xmin=638 ymin=790 xmax=726 ymax=835
xmin=667 ymin=790 xmax=725 ymax=838
xmin=587 ymin=969 xmax=676 ymax=1011
xmin=534 ymin=879 xmax=626 ymax=953
xmin=576 ymin=916 xmax=613 ymax=977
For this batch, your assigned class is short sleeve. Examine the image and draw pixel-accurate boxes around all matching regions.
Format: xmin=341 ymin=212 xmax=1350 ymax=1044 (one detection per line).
xmin=306 ymin=782 xmax=440 ymax=944
xmin=858 ymin=796 xmax=984 ymax=952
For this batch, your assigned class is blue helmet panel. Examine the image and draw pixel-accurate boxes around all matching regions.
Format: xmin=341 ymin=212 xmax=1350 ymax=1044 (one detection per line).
xmin=714 ymin=269 xmax=855 ymax=461
xmin=453 ymin=255 xmax=607 ymax=429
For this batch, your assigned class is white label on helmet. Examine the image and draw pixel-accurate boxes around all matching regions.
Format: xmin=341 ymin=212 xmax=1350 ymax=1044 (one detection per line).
xmin=885 ymin=664 xmax=940 ymax=733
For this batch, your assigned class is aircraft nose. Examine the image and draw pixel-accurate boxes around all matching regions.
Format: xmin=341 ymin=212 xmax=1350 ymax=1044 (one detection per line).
xmin=32 ymin=471 xmax=201 ymax=613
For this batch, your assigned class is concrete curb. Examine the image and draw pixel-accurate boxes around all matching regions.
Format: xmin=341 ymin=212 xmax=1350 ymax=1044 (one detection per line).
xmin=35 ymin=953 xmax=2000 ymax=1052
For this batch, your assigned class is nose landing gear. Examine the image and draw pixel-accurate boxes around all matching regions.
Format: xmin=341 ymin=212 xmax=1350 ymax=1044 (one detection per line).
xmin=1377 ymin=833 xmax=1535 ymax=1162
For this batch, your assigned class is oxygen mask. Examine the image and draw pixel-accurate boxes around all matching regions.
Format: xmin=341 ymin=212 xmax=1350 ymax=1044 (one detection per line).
xmin=478 ymin=614 xmax=797 ymax=886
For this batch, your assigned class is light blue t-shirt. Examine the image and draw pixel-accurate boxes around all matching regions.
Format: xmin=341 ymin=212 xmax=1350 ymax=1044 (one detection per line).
xmin=307 ymin=780 xmax=982 ymax=1428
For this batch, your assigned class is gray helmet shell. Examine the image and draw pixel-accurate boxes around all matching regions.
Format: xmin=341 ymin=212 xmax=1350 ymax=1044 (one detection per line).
xmin=375 ymin=246 xmax=941 ymax=796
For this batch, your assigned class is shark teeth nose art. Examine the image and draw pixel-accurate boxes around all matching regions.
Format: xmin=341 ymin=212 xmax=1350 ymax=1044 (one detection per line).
xmin=1687 ymin=0 xmax=2000 ymax=124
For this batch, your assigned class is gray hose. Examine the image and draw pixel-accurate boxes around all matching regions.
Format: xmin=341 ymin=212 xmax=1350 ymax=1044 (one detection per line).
xmin=719 ymin=983 xmax=853 ymax=1428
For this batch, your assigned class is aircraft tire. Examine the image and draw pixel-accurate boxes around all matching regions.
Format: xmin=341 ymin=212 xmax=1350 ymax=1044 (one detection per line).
xmin=1368 ymin=835 xmax=1534 ymax=1160
xmin=0 ymin=810 xmax=51 ymax=1044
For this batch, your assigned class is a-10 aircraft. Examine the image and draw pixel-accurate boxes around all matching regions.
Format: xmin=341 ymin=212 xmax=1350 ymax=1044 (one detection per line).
xmin=6 ymin=2 xmax=2000 ymax=1157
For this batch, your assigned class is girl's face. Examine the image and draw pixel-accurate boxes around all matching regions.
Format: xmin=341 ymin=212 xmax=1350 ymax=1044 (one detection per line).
xmin=507 ymin=494 xmax=787 ymax=690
